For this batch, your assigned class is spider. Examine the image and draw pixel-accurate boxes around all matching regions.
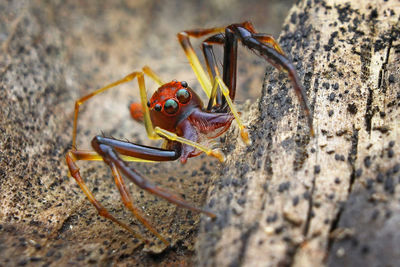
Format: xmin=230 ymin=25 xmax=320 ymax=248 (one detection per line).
xmin=66 ymin=21 xmax=314 ymax=246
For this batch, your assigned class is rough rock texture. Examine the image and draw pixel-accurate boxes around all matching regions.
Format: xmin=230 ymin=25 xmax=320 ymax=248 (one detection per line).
xmin=197 ymin=0 xmax=400 ymax=266
xmin=0 ymin=0 xmax=293 ymax=266
xmin=2 ymin=0 xmax=399 ymax=266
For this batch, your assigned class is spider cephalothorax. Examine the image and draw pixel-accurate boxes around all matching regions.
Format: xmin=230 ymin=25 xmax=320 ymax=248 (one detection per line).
xmin=144 ymin=80 xmax=234 ymax=162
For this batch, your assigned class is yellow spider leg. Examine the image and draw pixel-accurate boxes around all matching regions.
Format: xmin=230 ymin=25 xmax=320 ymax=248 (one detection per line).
xmin=72 ymin=67 xmax=165 ymax=148
xmin=67 ymin=67 xmax=177 ymax=245
xmin=177 ymin=32 xmax=212 ymax=97
xmin=177 ymin=27 xmax=225 ymax=98
xmin=207 ymin=76 xmax=220 ymax=109
xmin=73 ymin=71 xmax=143 ymax=148
xmin=154 ymin=127 xmax=225 ymax=162
xmin=137 ymin=73 xmax=161 ymax=140
xmin=142 ymin=65 xmax=164 ymax=86
xmin=71 ymin=150 xmax=155 ymax=163
xmin=215 ymin=76 xmax=251 ymax=145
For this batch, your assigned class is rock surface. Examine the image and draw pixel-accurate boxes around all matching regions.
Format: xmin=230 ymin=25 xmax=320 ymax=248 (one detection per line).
xmin=0 ymin=0 xmax=294 ymax=266
xmin=197 ymin=0 xmax=400 ymax=266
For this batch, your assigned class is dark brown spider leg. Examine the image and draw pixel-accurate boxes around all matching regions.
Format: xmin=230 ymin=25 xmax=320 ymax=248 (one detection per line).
xmin=202 ymin=34 xmax=224 ymax=80
xmin=202 ymin=33 xmax=242 ymax=111
xmin=218 ymin=25 xmax=285 ymax=110
xmin=178 ymin=28 xmax=231 ymax=110
xmin=65 ymin=151 xmax=147 ymax=242
xmin=91 ymin=136 xmax=181 ymax=161
xmin=202 ymin=34 xmax=225 ymax=109
xmin=65 ymin=138 xmax=184 ymax=244
xmin=203 ymin=33 xmax=233 ymax=111
xmin=185 ymin=28 xmax=238 ymax=111
xmin=227 ymin=24 xmax=314 ymax=135
xmin=185 ymin=22 xmax=249 ymax=110
xmin=109 ymin=162 xmax=169 ymax=245
xmin=91 ymin=136 xmax=217 ymax=219
xmin=198 ymin=30 xmax=251 ymax=143
xmin=252 ymin=34 xmax=286 ymax=56
xmin=220 ymin=27 xmax=238 ymax=110
xmin=218 ymin=28 xmax=285 ymax=111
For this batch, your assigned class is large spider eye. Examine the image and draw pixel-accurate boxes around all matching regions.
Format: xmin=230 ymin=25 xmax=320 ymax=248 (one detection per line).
xmin=176 ymin=89 xmax=190 ymax=104
xmin=164 ymin=99 xmax=178 ymax=114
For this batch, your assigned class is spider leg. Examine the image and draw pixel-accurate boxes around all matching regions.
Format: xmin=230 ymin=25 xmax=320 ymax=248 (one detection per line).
xmin=67 ymin=149 xmax=168 ymax=245
xmin=202 ymin=34 xmax=225 ymax=109
xmin=67 ymin=66 xmax=178 ymax=244
xmin=201 ymin=34 xmax=224 ymax=82
xmin=153 ymin=127 xmax=225 ymax=162
xmin=70 ymin=149 xmax=155 ymax=162
xmin=142 ymin=65 xmax=164 ymax=86
xmin=252 ymin=34 xmax=286 ymax=56
xmin=109 ymin=162 xmax=168 ymax=245
xmin=177 ymin=27 xmax=225 ymax=98
xmin=66 ymin=136 xmax=216 ymax=245
xmin=72 ymin=67 xmax=163 ymax=148
xmin=72 ymin=71 xmax=141 ymax=148
xmin=178 ymin=28 xmax=249 ymax=143
xmin=211 ymin=76 xmax=251 ymax=145
xmin=180 ymin=22 xmax=314 ymax=135
xmin=90 ymin=136 xmax=217 ymax=219
xmin=227 ymin=23 xmax=314 ymax=135
xmin=221 ymin=27 xmax=238 ymax=105
xmin=136 ymin=70 xmax=159 ymax=140
xmin=66 ymin=151 xmax=147 ymax=242
xmin=178 ymin=27 xmax=238 ymax=112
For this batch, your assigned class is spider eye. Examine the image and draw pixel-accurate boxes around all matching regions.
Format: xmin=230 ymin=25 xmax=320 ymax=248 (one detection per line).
xmin=180 ymin=81 xmax=188 ymax=88
xmin=154 ymin=103 xmax=162 ymax=111
xmin=176 ymin=89 xmax=190 ymax=104
xmin=164 ymin=99 xmax=178 ymax=114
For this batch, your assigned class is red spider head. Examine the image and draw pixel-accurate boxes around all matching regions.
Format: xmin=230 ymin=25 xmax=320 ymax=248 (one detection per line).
xmin=148 ymin=80 xmax=203 ymax=132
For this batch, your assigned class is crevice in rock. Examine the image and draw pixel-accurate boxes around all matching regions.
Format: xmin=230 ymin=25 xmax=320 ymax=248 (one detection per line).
xmin=377 ymin=32 xmax=392 ymax=93
xmin=231 ymin=222 xmax=259 ymax=267
xmin=326 ymin=128 xmax=358 ymax=253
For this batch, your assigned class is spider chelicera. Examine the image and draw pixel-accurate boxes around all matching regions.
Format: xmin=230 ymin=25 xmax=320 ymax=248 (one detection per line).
xmin=65 ymin=21 xmax=314 ymax=245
